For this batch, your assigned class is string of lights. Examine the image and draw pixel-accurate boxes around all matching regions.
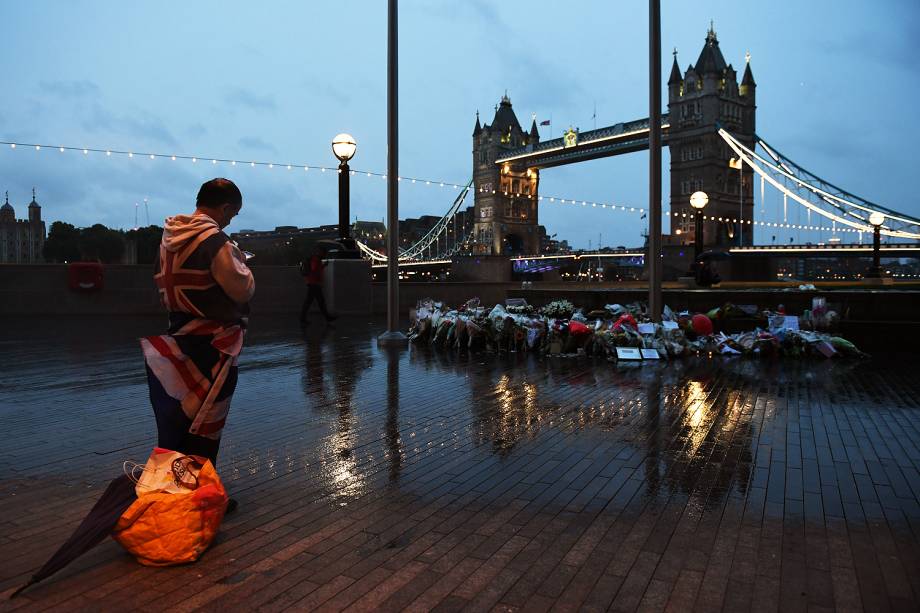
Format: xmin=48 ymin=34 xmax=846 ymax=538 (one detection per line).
xmin=0 ymin=139 xmax=470 ymax=189
xmin=485 ymin=187 xmax=863 ymax=234
xmin=1 ymin=137 xmax=869 ymax=235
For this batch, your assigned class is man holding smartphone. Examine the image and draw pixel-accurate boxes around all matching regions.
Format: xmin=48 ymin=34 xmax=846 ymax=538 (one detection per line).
xmin=141 ymin=178 xmax=254 ymax=511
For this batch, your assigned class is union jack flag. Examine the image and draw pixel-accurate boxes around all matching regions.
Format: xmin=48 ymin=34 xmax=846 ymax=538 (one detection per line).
xmin=153 ymin=232 xmax=218 ymax=317
xmin=141 ymin=318 xmax=244 ymax=440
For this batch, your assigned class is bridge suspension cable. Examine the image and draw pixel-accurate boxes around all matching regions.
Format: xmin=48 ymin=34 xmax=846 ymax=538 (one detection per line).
xmin=719 ymin=129 xmax=920 ymax=240
xmin=355 ymin=178 xmax=474 ymax=263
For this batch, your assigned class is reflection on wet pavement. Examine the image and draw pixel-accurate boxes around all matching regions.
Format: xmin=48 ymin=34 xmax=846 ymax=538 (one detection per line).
xmin=1 ymin=316 xmax=919 ymax=610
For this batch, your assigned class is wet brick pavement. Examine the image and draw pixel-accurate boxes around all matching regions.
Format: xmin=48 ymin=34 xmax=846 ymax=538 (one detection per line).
xmin=1 ymin=316 xmax=919 ymax=611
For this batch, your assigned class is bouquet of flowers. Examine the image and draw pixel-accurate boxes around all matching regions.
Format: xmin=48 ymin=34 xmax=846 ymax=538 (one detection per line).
xmin=541 ymin=299 xmax=575 ymax=319
xmin=506 ymin=304 xmax=535 ymax=316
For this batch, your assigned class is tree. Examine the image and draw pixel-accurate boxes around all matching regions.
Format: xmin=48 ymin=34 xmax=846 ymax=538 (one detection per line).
xmin=126 ymin=225 xmax=164 ymax=266
xmin=43 ymin=221 xmax=82 ymax=263
xmin=80 ymin=224 xmax=125 ymax=263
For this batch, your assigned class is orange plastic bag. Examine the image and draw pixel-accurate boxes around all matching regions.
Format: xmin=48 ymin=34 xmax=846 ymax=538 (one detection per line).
xmin=112 ymin=457 xmax=227 ymax=566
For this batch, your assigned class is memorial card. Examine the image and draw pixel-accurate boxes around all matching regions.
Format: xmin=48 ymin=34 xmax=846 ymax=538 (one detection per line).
xmin=616 ymin=347 xmax=643 ymax=360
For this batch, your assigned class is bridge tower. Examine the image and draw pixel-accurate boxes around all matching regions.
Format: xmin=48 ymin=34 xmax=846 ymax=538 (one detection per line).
xmin=668 ymin=25 xmax=756 ymax=247
xmin=472 ymin=95 xmax=541 ymax=255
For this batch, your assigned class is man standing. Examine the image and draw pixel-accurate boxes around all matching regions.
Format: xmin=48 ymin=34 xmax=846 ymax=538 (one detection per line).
xmin=299 ymin=245 xmax=335 ymax=323
xmin=141 ymin=178 xmax=254 ymax=486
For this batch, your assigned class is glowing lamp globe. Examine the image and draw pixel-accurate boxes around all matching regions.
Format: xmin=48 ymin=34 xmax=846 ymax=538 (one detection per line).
xmin=868 ymin=212 xmax=885 ymax=227
xmin=331 ymin=133 xmax=357 ymax=162
xmin=690 ymin=191 xmax=709 ymax=210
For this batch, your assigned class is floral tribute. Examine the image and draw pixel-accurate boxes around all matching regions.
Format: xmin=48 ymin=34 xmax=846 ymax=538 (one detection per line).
xmin=407 ymin=298 xmax=866 ymax=360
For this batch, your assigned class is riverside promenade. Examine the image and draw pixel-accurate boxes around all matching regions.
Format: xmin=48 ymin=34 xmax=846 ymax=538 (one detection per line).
xmin=1 ymin=316 xmax=919 ymax=611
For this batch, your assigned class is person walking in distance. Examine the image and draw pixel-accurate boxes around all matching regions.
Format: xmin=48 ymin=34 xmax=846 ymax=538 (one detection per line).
xmin=300 ymin=245 xmax=336 ymax=324
xmin=141 ymin=178 xmax=254 ymax=513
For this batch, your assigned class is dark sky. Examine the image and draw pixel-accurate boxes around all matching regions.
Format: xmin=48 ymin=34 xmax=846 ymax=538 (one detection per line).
xmin=1 ymin=0 xmax=917 ymax=248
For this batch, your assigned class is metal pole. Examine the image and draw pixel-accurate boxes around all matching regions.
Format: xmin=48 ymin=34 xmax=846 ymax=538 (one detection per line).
xmin=338 ymin=160 xmax=350 ymax=240
xmin=739 ymin=163 xmax=743 ymax=246
xmin=694 ymin=209 xmax=703 ymax=261
xmin=647 ymin=0 xmax=662 ymax=322
xmin=379 ymin=0 xmax=407 ymax=345
xmin=869 ymin=225 xmax=882 ymax=277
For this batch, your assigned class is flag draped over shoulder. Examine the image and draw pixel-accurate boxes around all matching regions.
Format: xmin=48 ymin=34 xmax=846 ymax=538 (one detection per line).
xmin=141 ymin=318 xmax=244 ymax=440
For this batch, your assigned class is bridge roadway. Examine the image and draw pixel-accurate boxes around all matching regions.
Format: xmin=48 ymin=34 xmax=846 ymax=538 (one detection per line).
xmin=494 ymin=115 xmax=670 ymax=169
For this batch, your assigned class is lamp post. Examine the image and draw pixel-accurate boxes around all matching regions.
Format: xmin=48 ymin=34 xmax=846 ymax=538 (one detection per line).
xmin=867 ymin=211 xmax=884 ymax=278
xmin=729 ymin=156 xmax=743 ymax=245
xmin=690 ymin=191 xmax=709 ymax=264
xmin=332 ymin=133 xmax=357 ymax=244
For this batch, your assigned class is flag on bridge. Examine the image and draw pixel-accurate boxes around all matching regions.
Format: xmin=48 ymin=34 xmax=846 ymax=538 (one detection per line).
xmin=539 ymin=119 xmax=551 ymax=126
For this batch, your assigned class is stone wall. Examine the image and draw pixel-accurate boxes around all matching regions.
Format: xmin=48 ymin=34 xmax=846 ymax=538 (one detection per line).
xmin=0 ymin=264 xmax=513 ymax=317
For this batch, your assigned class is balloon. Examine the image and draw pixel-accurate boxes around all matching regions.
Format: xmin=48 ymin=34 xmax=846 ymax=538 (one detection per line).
xmin=691 ymin=314 xmax=713 ymax=336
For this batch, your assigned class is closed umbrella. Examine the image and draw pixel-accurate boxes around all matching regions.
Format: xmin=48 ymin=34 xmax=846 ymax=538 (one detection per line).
xmin=10 ymin=475 xmax=137 ymax=598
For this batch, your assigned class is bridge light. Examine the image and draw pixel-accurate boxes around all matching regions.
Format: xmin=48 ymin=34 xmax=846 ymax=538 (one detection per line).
xmin=868 ymin=212 xmax=885 ymax=226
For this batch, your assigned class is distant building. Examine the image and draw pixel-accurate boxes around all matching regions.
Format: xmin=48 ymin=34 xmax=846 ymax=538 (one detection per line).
xmin=354 ymin=221 xmax=386 ymax=253
xmin=398 ymin=215 xmax=441 ymax=251
xmin=231 ymin=224 xmax=339 ymax=253
xmin=233 ymin=210 xmax=563 ymax=260
xmin=0 ymin=189 xmax=46 ymax=263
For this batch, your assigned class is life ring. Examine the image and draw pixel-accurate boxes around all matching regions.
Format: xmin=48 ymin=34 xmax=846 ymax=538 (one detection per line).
xmin=68 ymin=262 xmax=105 ymax=292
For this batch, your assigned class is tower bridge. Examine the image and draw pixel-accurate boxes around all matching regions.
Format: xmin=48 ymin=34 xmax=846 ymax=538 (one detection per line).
xmin=354 ymin=25 xmax=919 ymax=276
xmin=471 ymin=25 xmax=756 ymax=256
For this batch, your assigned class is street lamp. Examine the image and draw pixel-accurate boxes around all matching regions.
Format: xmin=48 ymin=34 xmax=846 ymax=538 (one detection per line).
xmin=729 ymin=157 xmax=743 ymax=245
xmin=332 ymin=133 xmax=357 ymax=244
xmin=867 ymin=211 xmax=885 ymax=278
xmin=689 ymin=191 xmax=709 ymax=273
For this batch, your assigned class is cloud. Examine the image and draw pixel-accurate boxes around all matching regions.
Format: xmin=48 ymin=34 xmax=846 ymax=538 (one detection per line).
xmin=237 ymin=136 xmax=277 ymax=153
xmin=187 ymin=123 xmax=208 ymax=139
xmin=225 ymin=88 xmax=277 ymax=111
xmin=38 ymin=80 xmax=101 ymax=99
xmin=419 ymin=0 xmax=586 ymax=111
xmin=82 ymin=103 xmax=178 ymax=147
xmin=0 ymin=145 xmax=201 ymax=229
xmin=299 ymin=77 xmax=352 ymax=107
